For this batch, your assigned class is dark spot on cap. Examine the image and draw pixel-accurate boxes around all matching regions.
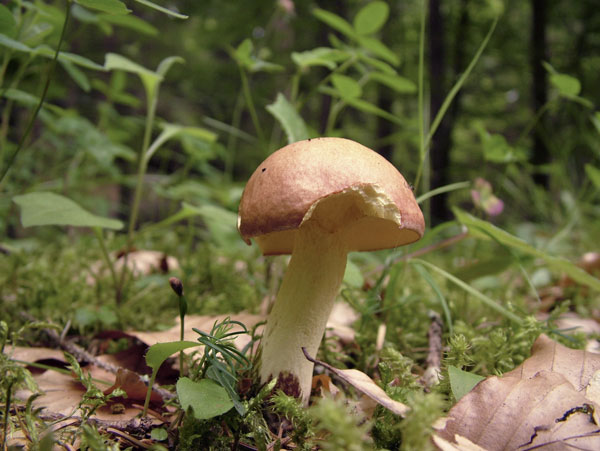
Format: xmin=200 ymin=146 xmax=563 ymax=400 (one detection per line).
xmin=261 ymin=167 xmax=266 ymax=172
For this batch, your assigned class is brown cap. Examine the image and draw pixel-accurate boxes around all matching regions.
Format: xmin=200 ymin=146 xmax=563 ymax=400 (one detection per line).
xmin=238 ymin=137 xmax=425 ymax=255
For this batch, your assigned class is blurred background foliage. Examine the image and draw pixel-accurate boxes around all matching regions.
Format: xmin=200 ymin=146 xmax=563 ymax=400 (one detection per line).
xmin=1 ymin=0 xmax=599 ymax=328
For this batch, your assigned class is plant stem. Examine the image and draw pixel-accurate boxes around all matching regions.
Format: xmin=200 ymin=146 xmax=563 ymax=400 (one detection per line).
xmin=93 ymin=227 xmax=119 ymax=299
xmin=116 ymin=84 xmax=159 ymax=303
xmin=0 ymin=0 xmax=71 ymax=184
xmin=2 ymin=382 xmax=12 ymax=450
xmin=239 ymin=67 xmax=265 ymax=143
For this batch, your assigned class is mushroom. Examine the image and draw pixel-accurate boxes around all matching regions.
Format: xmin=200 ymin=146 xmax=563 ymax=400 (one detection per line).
xmin=237 ymin=137 xmax=425 ymax=403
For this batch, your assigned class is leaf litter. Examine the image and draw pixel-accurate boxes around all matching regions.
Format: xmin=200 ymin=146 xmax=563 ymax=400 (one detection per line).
xmin=435 ymin=334 xmax=600 ymax=450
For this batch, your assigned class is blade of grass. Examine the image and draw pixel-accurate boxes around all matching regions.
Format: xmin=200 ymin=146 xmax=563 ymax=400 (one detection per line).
xmin=410 ymin=259 xmax=523 ymax=324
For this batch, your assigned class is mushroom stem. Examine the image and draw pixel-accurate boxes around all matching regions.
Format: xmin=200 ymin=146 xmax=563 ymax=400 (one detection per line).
xmin=259 ymin=220 xmax=348 ymax=403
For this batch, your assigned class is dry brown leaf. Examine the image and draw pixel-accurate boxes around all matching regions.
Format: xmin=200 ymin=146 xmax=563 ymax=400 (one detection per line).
xmin=504 ymin=334 xmax=600 ymax=390
xmin=104 ymin=368 xmax=162 ymax=403
xmin=303 ymin=348 xmax=409 ymax=417
xmin=437 ymin=334 xmax=600 ymax=450
xmin=128 ymin=312 xmax=264 ymax=353
xmin=87 ymin=250 xmax=179 ymax=284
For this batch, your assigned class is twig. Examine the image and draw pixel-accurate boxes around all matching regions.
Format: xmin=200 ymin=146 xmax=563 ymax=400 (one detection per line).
xmin=423 ymin=311 xmax=443 ymax=388
xmin=18 ymin=313 xmax=174 ymax=400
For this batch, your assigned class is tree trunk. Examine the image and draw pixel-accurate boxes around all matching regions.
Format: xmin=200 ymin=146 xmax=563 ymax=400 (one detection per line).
xmin=428 ymin=0 xmax=468 ymax=223
xmin=531 ymin=0 xmax=549 ymax=187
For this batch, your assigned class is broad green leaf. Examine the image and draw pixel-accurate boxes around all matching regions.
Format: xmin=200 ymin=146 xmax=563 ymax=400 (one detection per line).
xmin=343 ymin=96 xmax=402 ymax=124
xmin=74 ymin=0 xmax=130 ymax=15
xmin=266 ymin=93 xmax=310 ymax=144
xmin=150 ymin=428 xmax=168 ymax=441
xmin=453 ymin=208 xmax=600 ymax=291
xmin=354 ymin=1 xmax=389 ymax=35
xmin=343 ymin=260 xmax=364 ymax=288
xmin=331 ymin=74 xmax=362 ymax=99
xmin=369 ymin=72 xmax=416 ymax=93
xmin=3 ymin=88 xmax=65 ymax=115
xmin=98 ymin=13 xmax=158 ymax=35
xmin=291 ymin=47 xmax=349 ymax=70
xmin=313 ymin=8 xmax=357 ymax=40
xmin=232 ymin=39 xmax=283 ymax=73
xmin=358 ymin=54 xmax=397 ymax=74
xmin=357 ymin=35 xmax=399 ymax=66
xmin=591 ymin=112 xmax=600 ymax=135
xmin=477 ymin=126 xmax=527 ymax=163
xmin=60 ymin=59 xmax=91 ymax=92
xmin=146 ymin=123 xmax=216 ymax=163
xmin=33 ymin=46 xmax=105 ymax=70
xmin=585 ymin=164 xmax=600 ymax=189
xmin=133 ymin=0 xmax=188 ymax=19
xmin=145 ymin=341 xmax=199 ymax=371
xmin=550 ymin=73 xmax=581 ymax=97
xmin=177 ymin=377 xmax=234 ymax=419
xmin=448 ymin=366 xmax=485 ymax=401
xmin=13 ymin=192 xmax=123 ymax=230
xmin=0 ymin=5 xmax=16 ymax=38
xmin=104 ymin=52 xmax=162 ymax=97
xmin=157 ymin=56 xmax=185 ymax=78
xmin=0 ymin=34 xmax=32 ymax=52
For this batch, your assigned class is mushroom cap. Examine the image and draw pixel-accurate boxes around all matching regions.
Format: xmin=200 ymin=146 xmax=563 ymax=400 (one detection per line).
xmin=238 ymin=137 xmax=425 ymax=255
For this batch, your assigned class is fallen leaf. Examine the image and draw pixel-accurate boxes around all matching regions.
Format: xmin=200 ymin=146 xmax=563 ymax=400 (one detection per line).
xmin=128 ymin=312 xmax=264 ymax=353
xmin=104 ymin=368 xmax=162 ymax=403
xmin=504 ymin=334 xmax=600 ymax=391
xmin=436 ymin=335 xmax=600 ymax=450
xmin=303 ymin=348 xmax=409 ymax=417
xmin=87 ymin=250 xmax=179 ymax=284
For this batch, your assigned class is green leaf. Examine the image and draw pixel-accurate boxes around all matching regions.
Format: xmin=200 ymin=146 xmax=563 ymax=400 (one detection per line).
xmin=357 ymin=35 xmax=399 ymax=66
xmin=33 ymin=46 xmax=105 ymax=70
xmin=448 ymin=366 xmax=484 ymax=401
xmin=177 ymin=377 xmax=234 ymax=419
xmin=2 ymin=88 xmax=65 ymax=115
xmin=0 ymin=5 xmax=16 ymax=38
xmin=585 ymin=164 xmax=600 ymax=189
xmin=591 ymin=112 xmax=600 ymax=135
xmin=12 ymin=192 xmax=123 ymax=230
xmin=331 ymin=74 xmax=362 ymax=99
xmin=291 ymin=47 xmax=349 ymax=70
xmin=453 ymin=208 xmax=600 ymax=292
xmin=354 ymin=1 xmax=389 ymax=35
xmin=133 ymin=0 xmax=188 ymax=19
xmin=313 ymin=8 xmax=357 ymax=40
xmin=150 ymin=428 xmax=168 ymax=441
xmin=477 ymin=125 xmax=527 ymax=163
xmin=550 ymin=73 xmax=581 ymax=97
xmin=344 ymin=259 xmax=364 ymax=288
xmin=156 ymin=56 xmax=185 ymax=78
xmin=232 ymin=39 xmax=283 ymax=73
xmin=357 ymin=54 xmax=397 ymax=74
xmin=145 ymin=341 xmax=199 ymax=371
xmin=0 ymin=34 xmax=32 ymax=52
xmin=104 ymin=52 xmax=162 ymax=97
xmin=59 ymin=59 xmax=91 ymax=92
xmin=97 ymin=13 xmax=158 ymax=35
xmin=369 ymin=72 xmax=416 ymax=93
xmin=343 ymin=95 xmax=401 ymax=124
xmin=266 ymin=93 xmax=310 ymax=144
xmin=74 ymin=0 xmax=130 ymax=15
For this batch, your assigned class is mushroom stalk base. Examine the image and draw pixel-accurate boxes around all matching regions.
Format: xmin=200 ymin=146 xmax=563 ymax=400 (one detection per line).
xmin=259 ymin=220 xmax=348 ymax=403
